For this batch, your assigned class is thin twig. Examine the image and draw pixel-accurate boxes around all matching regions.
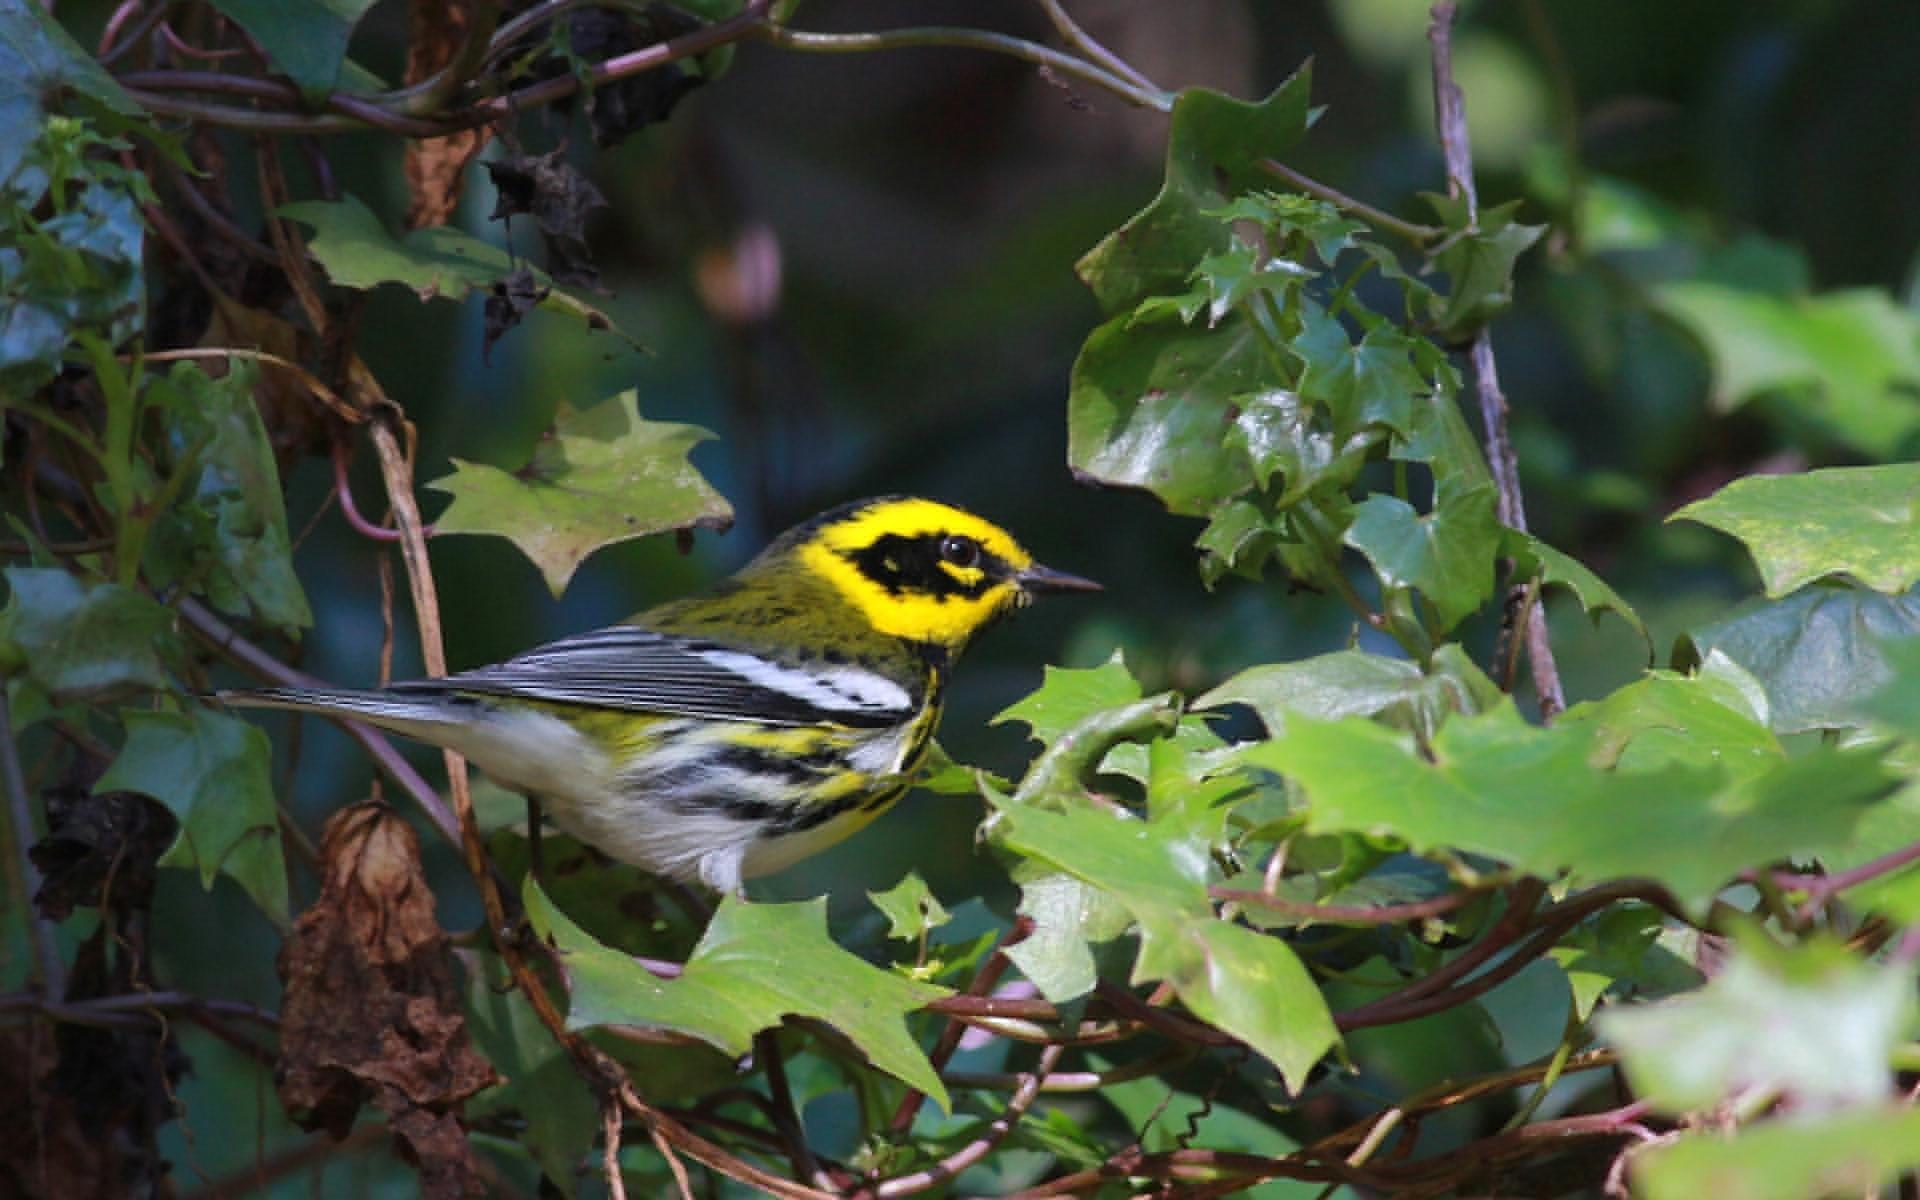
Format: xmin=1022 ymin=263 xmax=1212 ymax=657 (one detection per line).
xmin=875 ymin=1043 xmax=1065 ymax=1198
xmin=1033 ymin=0 xmax=1158 ymax=93
xmin=1260 ymin=158 xmax=1444 ymax=245
xmin=1427 ymin=1 xmax=1565 ymax=718
xmin=756 ymin=1029 xmax=825 ymax=1188
xmin=888 ymin=918 xmax=1031 ymax=1135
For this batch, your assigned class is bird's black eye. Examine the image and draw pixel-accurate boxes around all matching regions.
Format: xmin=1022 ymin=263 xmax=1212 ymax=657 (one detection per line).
xmin=939 ymin=535 xmax=980 ymax=568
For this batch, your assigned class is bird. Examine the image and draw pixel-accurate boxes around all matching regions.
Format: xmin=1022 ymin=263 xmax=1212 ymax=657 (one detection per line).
xmin=219 ymin=496 xmax=1100 ymax=893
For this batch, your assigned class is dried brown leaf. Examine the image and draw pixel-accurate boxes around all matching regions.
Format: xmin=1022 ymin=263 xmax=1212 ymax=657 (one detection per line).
xmin=277 ymin=802 xmax=498 ymax=1198
xmin=404 ymin=0 xmax=492 ymax=229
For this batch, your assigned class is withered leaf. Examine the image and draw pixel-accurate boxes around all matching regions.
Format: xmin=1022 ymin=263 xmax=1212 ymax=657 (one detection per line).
xmin=30 ymin=786 xmax=178 ymax=921
xmin=483 ymin=146 xmax=607 ymax=288
xmin=483 ymin=265 xmax=549 ymax=364
xmin=403 ymin=0 xmax=492 ymax=229
xmin=276 ymin=803 xmax=498 ymax=1199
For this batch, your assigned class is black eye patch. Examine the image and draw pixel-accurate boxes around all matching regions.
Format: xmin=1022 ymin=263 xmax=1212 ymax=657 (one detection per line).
xmin=848 ymin=533 xmax=997 ymax=599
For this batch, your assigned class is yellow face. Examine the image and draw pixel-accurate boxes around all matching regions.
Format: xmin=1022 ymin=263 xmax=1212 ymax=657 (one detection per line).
xmin=796 ymin=498 xmax=1045 ymax=648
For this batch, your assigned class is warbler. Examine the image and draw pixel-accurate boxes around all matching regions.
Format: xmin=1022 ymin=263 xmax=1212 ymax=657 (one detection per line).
xmin=220 ymin=496 xmax=1098 ymax=893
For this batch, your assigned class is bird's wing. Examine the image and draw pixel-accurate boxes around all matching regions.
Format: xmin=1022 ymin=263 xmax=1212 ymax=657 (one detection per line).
xmin=395 ymin=625 xmax=915 ymax=729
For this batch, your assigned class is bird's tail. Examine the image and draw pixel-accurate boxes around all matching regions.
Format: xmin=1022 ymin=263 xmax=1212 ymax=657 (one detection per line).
xmin=216 ymin=684 xmax=465 ymax=731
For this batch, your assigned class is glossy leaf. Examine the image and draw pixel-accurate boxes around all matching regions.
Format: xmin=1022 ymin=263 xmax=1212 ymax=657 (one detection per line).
xmin=1671 ymin=464 xmax=1920 ymax=597
xmin=0 ymin=568 xmax=175 ymax=700
xmin=1077 ymin=70 xmax=1316 ymax=316
xmin=430 ymin=391 xmax=732 ymax=595
xmin=526 ymin=884 xmax=951 ymax=1110
xmin=994 ymin=652 xmax=1142 ymax=746
xmin=1424 ymin=197 xmax=1546 ymax=342
xmin=1344 ymin=484 xmax=1500 ymax=633
xmin=1600 ymin=933 xmax=1913 ymax=1114
xmin=1066 ymin=313 xmax=1265 ymax=515
xmin=1002 ymin=869 xmax=1131 ymax=1003
xmin=1635 ymin=1109 xmax=1920 ymax=1200
xmin=279 ymin=196 xmax=641 ymax=348
xmin=1677 ymin=584 xmax=1920 ymax=734
xmin=94 ymin=707 xmax=289 ymax=926
xmin=1199 ymin=644 xmax=1502 ymax=742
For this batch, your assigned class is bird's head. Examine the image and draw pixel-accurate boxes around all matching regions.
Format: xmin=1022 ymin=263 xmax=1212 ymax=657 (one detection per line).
xmin=781 ymin=496 xmax=1100 ymax=652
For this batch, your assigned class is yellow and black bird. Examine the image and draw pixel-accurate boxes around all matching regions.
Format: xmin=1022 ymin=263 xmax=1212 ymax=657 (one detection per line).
xmin=221 ymin=496 xmax=1098 ymax=892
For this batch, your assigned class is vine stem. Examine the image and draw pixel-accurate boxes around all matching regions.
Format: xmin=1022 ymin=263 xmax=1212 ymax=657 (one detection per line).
xmin=1428 ymin=1 xmax=1566 ymax=719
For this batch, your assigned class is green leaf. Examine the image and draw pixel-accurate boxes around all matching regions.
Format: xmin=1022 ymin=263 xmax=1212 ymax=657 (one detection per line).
xmin=429 ymin=391 xmax=732 ymax=596
xmin=1222 ymin=389 xmax=1376 ymax=507
xmin=1249 ymin=702 xmax=1896 ymax=916
xmin=1002 ymin=869 xmax=1132 ymax=1003
xmin=1559 ymin=655 xmax=1780 ymax=777
xmin=1296 ymin=310 xmax=1429 ymax=438
xmin=1199 ymin=644 xmax=1502 ymax=743
xmin=278 ymin=196 xmax=641 ymax=348
xmin=1077 ymin=70 xmax=1316 ymax=316
xmin=464 ymin=951 xmax=597 ymax=1191
xmin=1344 ymin=484 xmax=1501 ymax=633
xmin=1678 ymin=583 xmax=1920 ymax=734
xmin=987 ymin=800 xmax=1211 ymax=920
xmin=867 ymin=872 xmax=951 ymax=943
xmin=1855 ymin=635 xmax=1920 ymax=741
xmin=207 ymin=0 xmax=379 ymax=98
xmin=144 ymin=361 xmax=311 ymax=634
xmin=1423 ymin=197 xmax=1546 ymax=342
xmin=1634 ymin=1109 xmax=1920 ymax=1200
xmin=94 ymin=707 xmax=289 ymax=926
xmin=1135 ymin=911 xmax=1338 ymax=1092
xmin=1546 ymin=903 xmax=1700 ymax=1020
xmin=994 ymin=652 xmax=1143 ymax=745
xmin=1501 ymin=528 xmax=1649 ymax=649
xmin=0 ymin=2 xmax=143 ymax=184
xmin=1671 ymin=465 xmax=1920 ymax=598
xmin=1 ymin=568 xmax=175 ymax=700
xmin=526 ymin=884 xmax=951 ymax=1110
xmin=1654 ymin=283 xmax=1920 ymax=457
xmin=1066 ymin=313 xmax=1266 ymax=516
xmin=1599 ymin=932 xmax=1913 ymax=1114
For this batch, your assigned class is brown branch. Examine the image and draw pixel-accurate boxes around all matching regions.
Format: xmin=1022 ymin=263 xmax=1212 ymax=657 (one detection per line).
xmin=1427 ymin=1 xmax=1566 ymax=719
xmin=872 ymin=1042 xmax=1065 ymax=1198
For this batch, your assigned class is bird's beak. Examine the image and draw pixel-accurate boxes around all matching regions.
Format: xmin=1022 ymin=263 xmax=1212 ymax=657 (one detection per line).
xmin=1015 ymin=562 xmax=1103 ymax=595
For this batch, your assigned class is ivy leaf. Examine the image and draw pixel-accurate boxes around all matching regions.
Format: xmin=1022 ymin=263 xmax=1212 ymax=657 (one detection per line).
xmin=526 ymin=884 xmax=951 ymax=1111
xmin=994 ymin=653 xmax=1143 ymax=746
xmin=279 ymin=196 xmax=641 ymax=350
xmin=1223 ymin=389 xmax=1376 ymax=506
xmin=1501 ymin=528 xmax=1648 ymax=650
xmin=1200 ymin=644 xmax=1502 ymax=743
xmin=207 ymin=0 xmax=380 ymax=99
xmin=1599 ymin=933 xmax=1913 ymax=1114
xmin=0 ymin=568 xmax=176 ymax=701
xmin=1635 ymin=1109 xmax=1920 ymax=1200
xmin=867 ymin=872 xmax=951 ymax=943
xmin=1296 ymin=310 xmax=1429 ymax=438
xmin=1670 ymin=464 xmax=1920 ymax=598
xmin=1654 ymin=283 xmax=1920 ymax=458
xmin=429 ymin=391 xmax=732 ymax=596
xmin=145 ymin=361 xmax=311 ymax=634
xmin=1078 ymin=68 xmax=1316 ymax=316
xmin=1250 ymin=702 xmax=1895 ymax=916
xmin=1344 ymin=484 xmax=1501 ymax=634
xmin=1002 ymin=869 xmax=1132 ymax=1003
xmin=1423 ymin=196 xmax=1546 ymax=342
xmin=1066 ymin=313 xmax=1266 ymax=516
xmin=1135 ymin=911 xmax=1338 ymax=1093
xmin=1546 ymin=903 xmax=1701 ymax=1021
xmin=94 ymin=707 xmax=289 ymax=926
xmin=1677 ymin=583 xmax=1920 ymax=734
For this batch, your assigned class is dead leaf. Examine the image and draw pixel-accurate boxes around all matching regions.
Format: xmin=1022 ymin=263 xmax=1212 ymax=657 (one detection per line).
xmin=277 ymin=803 xmax=498 ymax=1199
xmin=404 ymin=0 xmax=493 ymax=229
